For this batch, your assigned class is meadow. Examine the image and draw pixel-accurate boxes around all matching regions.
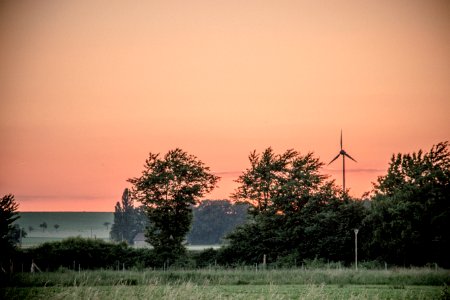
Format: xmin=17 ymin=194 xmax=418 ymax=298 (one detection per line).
xmin=2 ymin=268 xmax=449 ymax=299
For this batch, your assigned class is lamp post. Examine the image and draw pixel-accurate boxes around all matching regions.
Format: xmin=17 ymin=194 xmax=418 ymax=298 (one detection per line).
xmin=354 ymin=229 xmax=359 ymax=270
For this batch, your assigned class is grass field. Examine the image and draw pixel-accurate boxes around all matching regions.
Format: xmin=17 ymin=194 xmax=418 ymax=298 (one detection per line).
xmin=2 ymin=268 xmax=449 ymax=299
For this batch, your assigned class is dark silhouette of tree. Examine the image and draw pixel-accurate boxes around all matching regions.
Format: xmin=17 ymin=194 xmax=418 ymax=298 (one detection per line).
xmin=10 ymin=224 xmax=27 ymax=244
xmin=54 ymin=224 xmax=60 ymax=232
xmin=222 ymin=148 xmax=366 ymax=265
xmin=232 ymin=148 xmax=327 ymax=215
xmin=103 ymin=222 xmax=110 ymax=230
xmin=1 ymin=194 xmax=20 ymax=268
xmin=110 ymin=188 xmax=147 ymax=244
xmin=28 ymin=225 xmax=34 ymax=233
xmin=128 ymin=148 xmax=219 ymax=264
xmin=39 ymin=222 xmax=47 ymax=232
xmin=365 ymin=141 xmax=450 ymax=267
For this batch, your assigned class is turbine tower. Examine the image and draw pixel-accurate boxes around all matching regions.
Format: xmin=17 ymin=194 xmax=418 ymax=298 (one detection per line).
xmin=328 ymin=130 xmax=357 ymax=192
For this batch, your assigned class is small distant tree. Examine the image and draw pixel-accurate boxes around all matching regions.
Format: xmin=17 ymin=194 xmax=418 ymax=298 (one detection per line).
xmin=110 ymin=188 xmax=147 ymax=244
xmin=28 ymin=226 xmax=34 ymax=233
xmin=128 ymin=148 xmax=219 ymax=264
xmin=54 ymin=224 xmax=60 ymax=232
xmin=39 ymin=222 xmax=47 ymax=232
xmin=103 ymin=222 xmax=110 ymax=230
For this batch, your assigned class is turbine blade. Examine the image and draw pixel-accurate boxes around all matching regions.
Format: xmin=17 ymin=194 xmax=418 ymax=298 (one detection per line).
xmin=328 ymin=153 xmax=341 ymax=165
xmin=344 ymin=152 xmax=357 ymax=162
xmin=340 ymin=130 xmax=343 ymax=149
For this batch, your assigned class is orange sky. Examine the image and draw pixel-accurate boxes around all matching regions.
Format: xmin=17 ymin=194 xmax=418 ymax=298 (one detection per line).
xmin=1 ymin=0 xmax=449 ymax=211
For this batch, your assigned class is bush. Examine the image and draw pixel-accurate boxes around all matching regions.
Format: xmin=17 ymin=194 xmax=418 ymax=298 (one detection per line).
xmin=15 ymin=237 xmax=157 ymax=271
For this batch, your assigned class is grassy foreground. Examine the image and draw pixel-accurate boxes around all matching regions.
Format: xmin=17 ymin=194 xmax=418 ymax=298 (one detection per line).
xmin=2 ymin=268 xmax=449 ymax=299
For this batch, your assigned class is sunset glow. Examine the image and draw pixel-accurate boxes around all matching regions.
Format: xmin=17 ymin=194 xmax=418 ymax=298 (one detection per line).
xmin=1 ymin=1 xmax=449 ymax=211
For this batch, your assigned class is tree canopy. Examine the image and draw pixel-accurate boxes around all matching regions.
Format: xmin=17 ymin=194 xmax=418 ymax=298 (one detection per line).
xmin=223 ymin=148 xmax=366 ymax=265
xmin=1 ymin=194 xmax=20 ymax=267
xmin=364 ymin=141 xmax=450 ymax=267
xmin=232 ymin=148 xmax=328 ymax=216
xmin=128 ymin=148 xmax=219 ymax=263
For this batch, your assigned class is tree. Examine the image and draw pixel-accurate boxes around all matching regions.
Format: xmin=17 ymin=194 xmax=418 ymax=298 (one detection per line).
xmin=232 ymin=148 xmax=327 ymax=215
xmin=28 ymin=226 xmax=34 ymax=233
xmin=39 ymin=222 xmax=47 ymax=232
xmin=103 ymin=222 xmax=111 ymax=230
xmin=365 ymin=142 xmax=450 ymax=267
xmin=1 ymin=194 xmax=20 ymax=267
xmin=9 ymin=224 xmax=27 ymax=245
xmin=110 ymin=188 xmax=147 ymax=244
xmin=128 ymin=148 xmax=219 ymax=263
xmin=222 ymin=148 xmax=366 ymax=265
xmin=54 ymin=224 xmax=60 ymax=232
xmin=187 ymin=200 xmax=248 ymax=245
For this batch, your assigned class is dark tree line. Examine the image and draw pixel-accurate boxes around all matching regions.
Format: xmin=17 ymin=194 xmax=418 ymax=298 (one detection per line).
xmin=188 ymin=200 xmax=248 ymax=245
xmin=218 ymin=148 xmax=366 ymax=265
xmin=362 ymin=142 xmax=450 ymax=267
xmin=2 ymin=142 xmax=448 ymax=271
xmin=221 ymin=142 xmax=450 ymax=267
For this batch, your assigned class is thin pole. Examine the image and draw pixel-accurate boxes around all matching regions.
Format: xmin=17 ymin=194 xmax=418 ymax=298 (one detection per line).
xmin=354 ymin=229 xmax=359 ymax=270
xmin=343 ymin=155 xmax=346 ymax=192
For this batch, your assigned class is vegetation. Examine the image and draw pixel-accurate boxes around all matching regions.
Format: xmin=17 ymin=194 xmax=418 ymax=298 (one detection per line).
xmin=0 ymin=194 xmax=20 ymax=269
xmin=222 ymin=148 xmax=366 ymax=265
xmin=128 ymin=148 xmax=219 ymax=264
xmin=364 ymin=142 xmax=450 ymax=267
xmin=110 ymin=188 xmax=147 ymax=244
xmin=1 ymin=268 xmax=448 ymax=299
xmin=188 ymin=200 xmax=248 ymax=245
xmin=39 ymin=222 xmax=47 ymax=232
xmin=2 ymin=143 xmax=450 ymax=299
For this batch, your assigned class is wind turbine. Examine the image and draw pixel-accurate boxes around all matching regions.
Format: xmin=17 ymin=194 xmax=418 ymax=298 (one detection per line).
xmin=329 ymin=130 xmax=357 ymax=192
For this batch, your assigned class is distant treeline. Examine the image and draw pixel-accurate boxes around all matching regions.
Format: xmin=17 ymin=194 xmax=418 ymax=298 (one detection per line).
xmin=110 ymin=195 xmax=248 ymax=245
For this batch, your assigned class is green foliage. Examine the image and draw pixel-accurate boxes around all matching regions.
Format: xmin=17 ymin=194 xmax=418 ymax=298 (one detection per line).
xmin=232 ymin=148 xmax=326 ymax=215
xmin=365 ymin=142 xmax=450 ymax=267
xmin=223 ymin=148 xmax=366 ymax=265
xmin=18 ymin=237 xmax=157 ymax=271
xmin=0 ymin=194 xmax=20 ymax=266
xmin=110 ymin=188 xmax=147 ymax=244
xmin=128 ymin=148 xmax=219 ymax=264
xmin=188 ymin=200 xmax=248 ymax=245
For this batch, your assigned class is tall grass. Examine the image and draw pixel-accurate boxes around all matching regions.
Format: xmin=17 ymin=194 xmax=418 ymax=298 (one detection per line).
xmin=4 ymin=267 xmax=449 ymax=287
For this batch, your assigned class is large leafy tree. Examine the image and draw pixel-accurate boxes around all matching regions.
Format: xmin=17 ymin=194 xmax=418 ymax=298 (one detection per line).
xmin=110 ymin=188 xmax=147 ymax=244
xmin=232 ymin=148 xmax=326 ymax=215
xmin=1 ymin=194 xmax=20 ymax=267
xmin=223 ymin=148 xmax=366 ymax=265
xmin=365 ymin=142 xmax=450 ymax=267
xmin=128 ymin=148 xmax=219 ymax=263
